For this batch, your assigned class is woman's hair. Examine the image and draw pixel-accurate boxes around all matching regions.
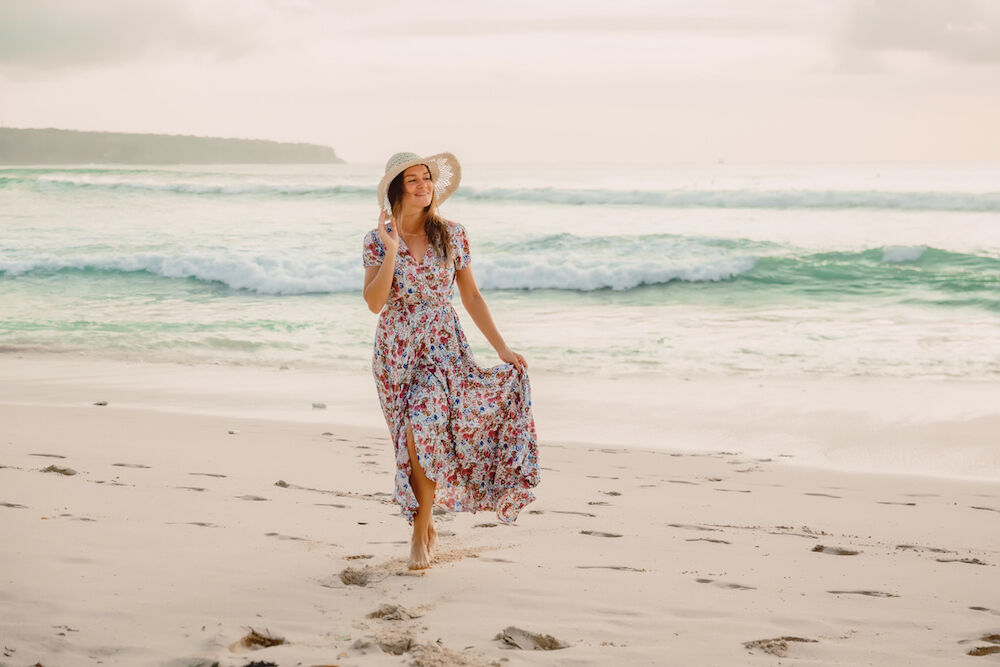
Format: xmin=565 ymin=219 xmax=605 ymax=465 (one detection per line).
xmin=387 ymin=166 xmax=453 ymax=265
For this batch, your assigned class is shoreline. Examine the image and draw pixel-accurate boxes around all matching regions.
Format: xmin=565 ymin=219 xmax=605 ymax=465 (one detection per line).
xmin=2 ymin=352 xmax=998 ymax=482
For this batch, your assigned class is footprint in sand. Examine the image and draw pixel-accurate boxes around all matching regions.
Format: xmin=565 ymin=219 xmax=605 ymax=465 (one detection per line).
xmin=2 ymin=502 xmax=27 ymax=509
xmin=176 ymin=486 xmax=207 ymax=492
xmin=877 ymin=501 xmax=916 ymax=506
xmin=602 ymin=491 xmax=622 ymax=496
xmin=112 ymin=463 xmax=151 ymax=469
xmin=169 ymin=521 xmax=219 ymax=528
xmin=580 ymin=530 xmax=623 ymax=538
xmin=496 ymin=626 xmax=568 ymax=651
xmin=30 ymin=453 xmax=66 ymax=459
xmin=715 ymin=488 xmax=751 ymax=494
xmin=338 ymin=567 xmax=373 ymax=586
xmin=474 ymin=523 xmax=499 ymax=528
xmin=668 ymin=523 xmax=723 ymax=532
xmin=367 ymin=603 xmax=422 ymax=620
xmin=812 ymin=545 xmax=861 ymax=556
xmin=40 ymin=465 xmax=77 ymax=476
xmin=235 ymin=495 xmax=269 ymax=502
xmin=936 ymin=557 xmax=988 ymax=566
xmin=804 ymin=492 xmax=841 ymax=499
xmin=189 ymin=472 xmax=227 ymax=478
xmin=969 ymin=606 xmax=1000 ymax=616
xmin=667 ymin=480 xmax=698 ymax=485
xmin=966 ymin=633 xmax=1000 ymax=656
xmin=576 ymin=565 xmax=646 ymax=572
xmin=552 ymin=510 xmax=597 ymax=518
xmin=896 ymin=544 xmax=953 ymax=554
xmin=695 ymin=578 xmax=756 ymax=590
xmin=768 ymin=528 xmax=820 ymax=540
xmin=687 ymin=538 xmax=731 ymax=544
xmin=314 ymin=502 xmax=349 ymax=508
xmin=588 ymin=501 xmax=611 ymax=506
xmin=744 ymin=636 xmax=818 ymax=658
xmin=970 ymin=506 xmax=1000 ymax=513
xmin=827 ymin=590 xmax=898 ymax=598
xmin=265 ymin=532 xmax=307 ymax=541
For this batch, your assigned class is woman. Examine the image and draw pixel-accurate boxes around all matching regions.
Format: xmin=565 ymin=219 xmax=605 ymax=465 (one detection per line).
xmin=362 ymin=151 xmax=539 ymax=570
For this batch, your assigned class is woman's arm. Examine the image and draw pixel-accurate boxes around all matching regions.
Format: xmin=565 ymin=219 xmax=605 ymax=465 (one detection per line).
xmin=362 ymin=212 xmax=400 ymax=313
xmin=455 ymin=266 xmax=527 ymax=372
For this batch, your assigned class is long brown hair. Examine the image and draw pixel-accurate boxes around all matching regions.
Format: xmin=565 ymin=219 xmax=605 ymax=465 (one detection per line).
xmin=387 ymin=166 xmax=453 ymax=265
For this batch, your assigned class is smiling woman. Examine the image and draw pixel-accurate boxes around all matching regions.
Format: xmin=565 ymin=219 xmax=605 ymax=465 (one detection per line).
xmin=361 ymin=151 xmax=540 ymax=571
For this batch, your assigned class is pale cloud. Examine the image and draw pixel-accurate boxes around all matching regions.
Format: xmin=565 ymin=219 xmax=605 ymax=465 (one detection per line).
xmin=840 ymin=0 xmax=1000 ymax=66
xmin=0 ymin=0 xmax=265 ymax=73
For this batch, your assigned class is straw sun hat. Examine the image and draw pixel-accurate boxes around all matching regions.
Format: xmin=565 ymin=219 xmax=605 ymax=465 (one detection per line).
xmin=377 ymin=151 xmax=462 ymax=214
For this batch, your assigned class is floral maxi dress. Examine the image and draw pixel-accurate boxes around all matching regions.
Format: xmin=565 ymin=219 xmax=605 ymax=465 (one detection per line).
xmin=363 ymin=222 xmax=539 ymax=523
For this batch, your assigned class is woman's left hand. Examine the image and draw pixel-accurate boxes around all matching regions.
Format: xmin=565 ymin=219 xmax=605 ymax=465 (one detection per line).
xmin=498 ymin=346 xmax=527 ymax=373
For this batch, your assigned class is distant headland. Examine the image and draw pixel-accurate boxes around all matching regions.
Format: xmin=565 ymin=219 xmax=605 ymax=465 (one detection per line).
xmin=0 ymin=128 xmax=343 ymax=164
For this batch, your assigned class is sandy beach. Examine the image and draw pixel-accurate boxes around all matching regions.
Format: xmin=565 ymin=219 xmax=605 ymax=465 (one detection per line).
xmin=1 ymin=355 xmax=998 ymax=666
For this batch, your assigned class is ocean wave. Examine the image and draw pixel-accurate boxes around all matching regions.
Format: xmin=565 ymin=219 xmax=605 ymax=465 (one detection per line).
xmin=2 ymin=242 xmax=996 ymax=297
xmin=30 ymin=177 xmax=370 ymax=197
xmin=461 ymin=187 xmax=1000 ymax=211
xmin=0 ymin=254 xmax=359 ymax=295
xmin=0 ymin=246 xmax=757 ymax=294
xmin=4 ymin=170 xmax=1000 ymax=211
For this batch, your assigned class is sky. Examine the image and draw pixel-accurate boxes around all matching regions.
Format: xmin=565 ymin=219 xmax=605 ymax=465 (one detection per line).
xmin=1 ymin=0 xmax=999 ymax=164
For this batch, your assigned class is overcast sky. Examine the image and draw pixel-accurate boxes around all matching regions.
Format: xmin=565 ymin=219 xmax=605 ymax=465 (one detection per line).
xmin=2 ymin=0 xmax=999 ymax=164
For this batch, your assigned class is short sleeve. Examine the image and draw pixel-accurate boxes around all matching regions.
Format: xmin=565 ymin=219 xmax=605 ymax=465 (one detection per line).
xmin=362 ymin=229 xmax=385 ymax=267
xmin=451 ymin=223 xmax=471 ymax=270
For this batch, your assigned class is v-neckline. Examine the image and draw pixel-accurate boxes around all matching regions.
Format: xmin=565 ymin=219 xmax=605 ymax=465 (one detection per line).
xmin=399 ymin=235 xmax=433 ymax=268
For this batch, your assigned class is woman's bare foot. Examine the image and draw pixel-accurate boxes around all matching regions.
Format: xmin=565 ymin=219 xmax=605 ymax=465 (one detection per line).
xmin=427 ymin=521 xmax=438 ymax=557
xmin=409 ymin=532 xmax=431 ymax=570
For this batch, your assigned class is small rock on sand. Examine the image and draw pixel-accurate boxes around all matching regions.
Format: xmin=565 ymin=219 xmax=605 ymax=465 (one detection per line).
xmin=93 ymin=401 xmax=108 ymax=406
xmin=312 ymin=402 xmax=327 ymax=409
xmin=496 ymin=626 xmax=568 ymax=650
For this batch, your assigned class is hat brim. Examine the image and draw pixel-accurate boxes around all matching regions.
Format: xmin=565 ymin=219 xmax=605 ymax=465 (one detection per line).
xmin=377 ymin=152 xmax=461 ymax=214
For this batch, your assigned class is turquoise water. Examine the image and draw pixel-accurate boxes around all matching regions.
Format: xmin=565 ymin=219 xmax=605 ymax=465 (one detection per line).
xmin=1 ymin=162 xmax=998 ymax=378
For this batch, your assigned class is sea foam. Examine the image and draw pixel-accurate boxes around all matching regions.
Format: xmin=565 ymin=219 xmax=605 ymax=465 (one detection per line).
xmin=881 ymin=245 xmax=927 ymax=263
xmin=0 ymin=251 xmax=757 ymax=294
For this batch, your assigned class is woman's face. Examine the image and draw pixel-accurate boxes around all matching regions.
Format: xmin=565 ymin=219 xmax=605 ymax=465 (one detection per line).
xmin=400 ymin=164 xmax=434 ymax=210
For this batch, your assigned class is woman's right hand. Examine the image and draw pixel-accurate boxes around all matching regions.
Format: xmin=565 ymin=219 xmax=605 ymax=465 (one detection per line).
xmin=378 ymin=209 xmax=400 ymax=254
